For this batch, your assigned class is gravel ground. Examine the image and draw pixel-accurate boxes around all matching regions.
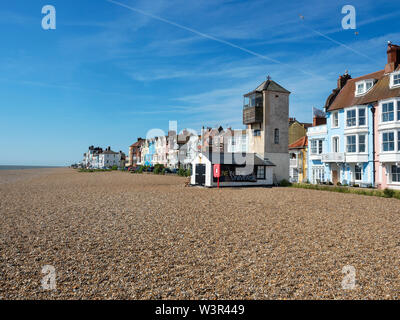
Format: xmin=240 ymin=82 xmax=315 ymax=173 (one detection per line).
xmin=0 ymin=168 xmax=399 ymax=300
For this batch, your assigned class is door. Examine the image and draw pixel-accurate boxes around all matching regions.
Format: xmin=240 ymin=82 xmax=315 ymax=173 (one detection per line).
xmin=332 ymin=170 xmax=338 ymax=185
xmin=195 ymin=164 xmax=206 ymax=186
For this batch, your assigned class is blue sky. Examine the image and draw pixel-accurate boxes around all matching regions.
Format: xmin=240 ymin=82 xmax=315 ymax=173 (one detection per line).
xmin=1 ymin=0 xmax=399 ymax=165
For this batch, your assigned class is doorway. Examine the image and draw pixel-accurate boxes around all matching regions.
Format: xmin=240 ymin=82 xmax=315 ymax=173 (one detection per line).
xmin=195 ymin=164 xmax=206 ymax=186
xmin=332 ymin=170 xmax=338 ymax=185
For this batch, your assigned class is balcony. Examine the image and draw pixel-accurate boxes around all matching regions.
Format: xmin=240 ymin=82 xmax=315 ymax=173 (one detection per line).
xmin=322 ymin=153 xmax=345 ymax=163
xmin=243 ymin=106 xmax=263 ymax=125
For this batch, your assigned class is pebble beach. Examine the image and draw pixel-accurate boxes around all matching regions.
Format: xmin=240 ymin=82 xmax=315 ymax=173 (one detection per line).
xmin=0 ymin=168 xmax=399 ymax=299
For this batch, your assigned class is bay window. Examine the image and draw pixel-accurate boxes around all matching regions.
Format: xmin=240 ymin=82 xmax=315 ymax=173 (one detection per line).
xmin=392 ymin=166 xmax=400 ymax=183
xmin=346 ymin=135 xmax=356 ymax=153
xmin=358 ymin=108 xmax=366 ymax=126
xmin=398 ymin=131 xmax=400 ymax=151
xmin=358 ymin=135 xmax=366 ymax=153
xmin=382 ymin=102 xmax=395 ymax=122
xmin=398 ymin=101 xmax=400 ymax=121
xmin=382 ymin=132 xmax=395 ymax=152
xmin=346 ymin=109 xmax=356 ymax=127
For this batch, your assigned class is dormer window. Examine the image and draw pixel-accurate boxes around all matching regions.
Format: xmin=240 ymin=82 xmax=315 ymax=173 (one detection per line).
xmin=355 ymin=80 xmax=374 ymax=96
xmin=390 ymin=71 xmax=400 ymax=89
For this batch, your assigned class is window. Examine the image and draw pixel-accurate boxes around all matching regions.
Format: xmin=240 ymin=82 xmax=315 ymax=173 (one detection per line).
xmin=358 ymin=135 xmax=366 ymax=153
xmin=311 ymin=139 xmax=323 ymax=154
xmin=355 ymin=165 xmax=362 ymax=181
xmin=382 ymin=132 xmax=395 ymax=151
xmin=332 ymin=112 xmax=339 ymax=127
xmin=312 ymin=166 xmax=325 ymax=184
xmin=257 ymin=166 xmax=265 ymax=179
xmin=253 ymin=130 xmax=261 ymax=136
xmin=398 ymin=131 xmax=400 ymax=151
xmin=333 ymin=137 xmax=339 ymax=153
xmin=346 ymin=135 xmax=356 ymax=153
xmin=355 ymin=80 xmax=374 ymax=96
xmin=356 ymin=83 xmax=364 ymax=95
xmin=391 ymin=72 xmax=400 ymax=88
xmin=358 ymin=108 xmax=366 ymax=126
xmin=382 ymin=102 xmax=394 ymax=122
xmin=398 ymin=101 xmax=400 ymax=121
xmin=346 ymin=109 xmax=356 ymax=127
xmin=392 ymin=166 xmax=400 ymax=182
xmin=274 ymin=129 xmax=280 ymax=144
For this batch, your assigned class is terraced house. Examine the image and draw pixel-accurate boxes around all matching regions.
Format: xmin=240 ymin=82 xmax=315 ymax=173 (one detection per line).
xmin=308 ymin=42 xmax=400 ymax=189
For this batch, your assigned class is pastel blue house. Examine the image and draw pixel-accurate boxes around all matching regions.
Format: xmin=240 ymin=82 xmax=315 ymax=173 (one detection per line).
xmin=145 ymin=139 xmax=155 ymax=166
xmin=324 ymin=105 xmax=374 ymax=186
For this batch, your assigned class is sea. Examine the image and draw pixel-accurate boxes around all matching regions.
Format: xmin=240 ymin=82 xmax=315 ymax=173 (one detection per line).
xmin=0 ymin=165 xmax=63 ymax=171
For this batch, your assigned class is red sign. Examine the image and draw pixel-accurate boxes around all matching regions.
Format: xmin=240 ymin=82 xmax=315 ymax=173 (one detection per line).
xmin=213 ymin=164 xmax=221 ymax=178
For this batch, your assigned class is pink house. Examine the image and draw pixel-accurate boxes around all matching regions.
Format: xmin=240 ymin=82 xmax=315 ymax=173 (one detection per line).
xmin=372 ymin=43 xmax=400 ymax=189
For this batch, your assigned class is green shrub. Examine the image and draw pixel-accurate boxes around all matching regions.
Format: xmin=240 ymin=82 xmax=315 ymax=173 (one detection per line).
xmin=137 ymin=166 xmax=144 ymax=173
xmin=279 ymin=179 xmax=292 ymax=187
xmin=383 ymin=188 xmax=395 ymax=198
xmin=185 ymin=169 xmax=191 ymax=177
xmin=161 ymin=168 xmax=166 ymax=175
xmin=178 ymin=168 xmax=186 ymax=176
xmin=111 ymin=165 xmax=118 ymax=170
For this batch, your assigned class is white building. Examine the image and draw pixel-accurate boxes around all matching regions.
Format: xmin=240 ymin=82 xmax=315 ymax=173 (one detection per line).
xmin=83 ymin=146 xmax=125 ymax=169
xmin=191 ymin=152 xmax=275 ymax=187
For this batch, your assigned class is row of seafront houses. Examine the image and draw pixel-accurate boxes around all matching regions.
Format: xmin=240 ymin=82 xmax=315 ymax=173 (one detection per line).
xmin=83 ymin=43 xmax=400 ymax=190
xmin=305 ymin=42 xmax=400 ymax=190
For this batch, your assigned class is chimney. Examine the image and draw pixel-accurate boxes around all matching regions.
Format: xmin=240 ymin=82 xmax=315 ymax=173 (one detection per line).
xmin=385 ymin=42 xmax=400 ymax=73
xmin=337 ymin=71 xmax=351 ymax=89
xmin=313 ymin=116 xmax=326 ymax=127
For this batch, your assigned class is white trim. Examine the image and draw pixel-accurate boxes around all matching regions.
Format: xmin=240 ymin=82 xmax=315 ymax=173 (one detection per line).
xmin=332 ymin=135 xmax=340 ymax=153
xmin=390 ymin=71 xmax=400 ymax=89
xmin=331 ymin=111 xmax=339 ymax=128
xmin=344 ymin=106 xmax=369 ymax=129
xmin=378 ymin=98 xmax=399 ymax=125
xmin=354 ymin=79 xmax=375 ymax=96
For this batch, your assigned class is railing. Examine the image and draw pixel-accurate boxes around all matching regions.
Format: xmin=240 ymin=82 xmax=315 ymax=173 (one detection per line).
xmin=322 ymin=153 xmax=345 ymax=162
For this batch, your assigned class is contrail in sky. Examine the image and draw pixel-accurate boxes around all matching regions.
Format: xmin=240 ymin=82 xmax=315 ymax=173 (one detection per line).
xmin=106 ymin=0 xmax=327 ymax=80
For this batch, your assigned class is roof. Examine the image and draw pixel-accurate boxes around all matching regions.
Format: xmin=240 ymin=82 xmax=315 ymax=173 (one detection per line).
xmin=130 ymin=140 xmax=143 ymax=148
xmin=289 ymin=136 xmax=308 ymax=149
xmin=102 ymin=150 xmax=119 ymax=155
xmin=326 ymin=68 xmax=400 ymax=111
xmin=203 ymin=153 xmax=275 ymax=166
xmin=289 ymin=119 xmax=312 ymax=128
xmin=244 ymin=79 xmax=290 ymax=96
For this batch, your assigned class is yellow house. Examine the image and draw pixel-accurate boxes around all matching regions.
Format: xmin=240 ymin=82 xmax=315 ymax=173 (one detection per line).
xmin=288 ymin=136 xmax=308 ymax=183
xmin=289 ymin=118 xmax=312 ymax=145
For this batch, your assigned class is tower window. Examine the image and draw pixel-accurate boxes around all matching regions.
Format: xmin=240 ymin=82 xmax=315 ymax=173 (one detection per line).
xmin=274 ymin=129 xmax=280 ymax=144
